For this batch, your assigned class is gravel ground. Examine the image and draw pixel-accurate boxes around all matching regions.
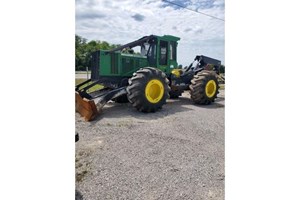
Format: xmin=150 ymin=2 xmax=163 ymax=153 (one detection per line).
xmin=76 ymin=90 xmax=225 ymax=200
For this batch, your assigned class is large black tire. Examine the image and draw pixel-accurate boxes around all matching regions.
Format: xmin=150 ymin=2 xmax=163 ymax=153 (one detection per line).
xmin=127 ymin=67 xmax=170 ymax=112
xmin=189 ymin=70 xmax=219 ymax=105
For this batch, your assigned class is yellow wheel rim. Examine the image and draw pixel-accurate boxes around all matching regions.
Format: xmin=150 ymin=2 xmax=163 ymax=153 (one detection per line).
xmin=145 ymin=79 xmax=164 ymax=103
xmin=205 ymin=80 xmax=217 ymax=98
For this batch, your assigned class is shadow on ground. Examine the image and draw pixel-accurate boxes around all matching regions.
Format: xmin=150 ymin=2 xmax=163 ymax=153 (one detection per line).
xmin=84 ymin=94 xmax=224 ymax=124
xmin=75 ymin=189 xmax=83 ymax=200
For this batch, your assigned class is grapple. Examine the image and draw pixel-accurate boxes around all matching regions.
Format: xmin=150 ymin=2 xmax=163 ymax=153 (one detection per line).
xmin=75 ymin=92 xmax=99 ymax=121
xmin=75 ymin=79 xmax=127 ymax=121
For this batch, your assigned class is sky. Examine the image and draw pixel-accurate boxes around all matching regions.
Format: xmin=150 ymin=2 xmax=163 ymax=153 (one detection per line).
xmin=76 ymin=0 xmax=224 ymax=66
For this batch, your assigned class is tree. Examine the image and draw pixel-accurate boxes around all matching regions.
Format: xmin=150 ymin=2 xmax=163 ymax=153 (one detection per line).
xmin=75 ymin=35 xmax=87 ymax=71
xmin=75 ymin=35 xmax=122 ymax=71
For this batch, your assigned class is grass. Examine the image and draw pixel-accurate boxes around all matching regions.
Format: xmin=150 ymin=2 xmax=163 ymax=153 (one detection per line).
xmin=76 ymin=79 xmax=104 ymax=93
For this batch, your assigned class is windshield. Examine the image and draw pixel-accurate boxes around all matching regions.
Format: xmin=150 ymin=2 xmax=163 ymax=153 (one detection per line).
xmin=141 ymin=43 xmax=150 ymax=56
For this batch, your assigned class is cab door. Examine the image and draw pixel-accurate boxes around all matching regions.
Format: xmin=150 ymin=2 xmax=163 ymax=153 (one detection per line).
xmin=158 ymin=40 xmax=169 ymax=73
xmin=169 ymin=41 xmax=178 ymax=70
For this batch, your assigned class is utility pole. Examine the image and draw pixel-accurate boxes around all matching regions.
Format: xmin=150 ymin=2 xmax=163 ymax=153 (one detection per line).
xmin=86 ymin=67 xmax=89 ymax=80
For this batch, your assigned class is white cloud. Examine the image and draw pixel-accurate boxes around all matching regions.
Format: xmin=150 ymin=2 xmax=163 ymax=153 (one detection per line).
xmin=76 ymin=0 xmax=224 ymax=66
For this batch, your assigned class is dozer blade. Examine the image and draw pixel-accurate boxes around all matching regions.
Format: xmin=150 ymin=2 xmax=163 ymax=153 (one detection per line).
xmin=76 ymin=87 xmax=127 ymax=121
xmin=75 ymin=92 xmax=99 ymax=121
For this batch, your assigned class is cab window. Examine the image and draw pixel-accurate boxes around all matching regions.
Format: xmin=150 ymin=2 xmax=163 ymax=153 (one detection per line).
xmin=170 ymin=42 xmax=176 ymax=60
xmin=159 ymin=41 xmax=168 ymax=65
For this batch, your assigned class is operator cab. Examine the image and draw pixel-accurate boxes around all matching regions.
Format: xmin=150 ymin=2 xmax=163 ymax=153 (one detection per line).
xmin=140 ymin=38 xmax=157 ymax=66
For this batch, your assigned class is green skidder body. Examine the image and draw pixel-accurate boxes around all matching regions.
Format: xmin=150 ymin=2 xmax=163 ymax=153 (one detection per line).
xmin=76 ymin=34 xmax=222 ymax=121
xmin=91 ymin=35 xmax=180 ymax=81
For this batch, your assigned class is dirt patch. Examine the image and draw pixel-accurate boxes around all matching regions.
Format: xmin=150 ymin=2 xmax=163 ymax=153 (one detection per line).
xmin=75 ymin=149 xmax=92 ymax=182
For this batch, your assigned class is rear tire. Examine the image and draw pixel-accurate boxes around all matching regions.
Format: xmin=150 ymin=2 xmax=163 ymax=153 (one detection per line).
xmin=127 ymin=67 xmax=170 ymax=112
xmin=189 ymin=70 xmax=219 ymax=104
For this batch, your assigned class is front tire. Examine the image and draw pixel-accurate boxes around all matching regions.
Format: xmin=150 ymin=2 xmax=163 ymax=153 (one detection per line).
xmin=127 ymin=67 xmax=170 ymax=112
xmin=189 ymin=70 xmax=219 ymax=104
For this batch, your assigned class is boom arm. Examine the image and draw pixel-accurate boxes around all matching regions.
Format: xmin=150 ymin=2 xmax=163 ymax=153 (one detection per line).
xmin=109 ymin=35 xmax=155 ymax=52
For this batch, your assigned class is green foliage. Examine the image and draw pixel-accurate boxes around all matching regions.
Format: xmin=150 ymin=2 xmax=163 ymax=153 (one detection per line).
xmin=75 ymin=35 xmax=121 ymax=71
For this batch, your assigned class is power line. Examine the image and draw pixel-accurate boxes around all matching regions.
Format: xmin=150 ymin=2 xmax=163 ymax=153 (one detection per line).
xmin=162 ymin=0 xmax=225 ymax=22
